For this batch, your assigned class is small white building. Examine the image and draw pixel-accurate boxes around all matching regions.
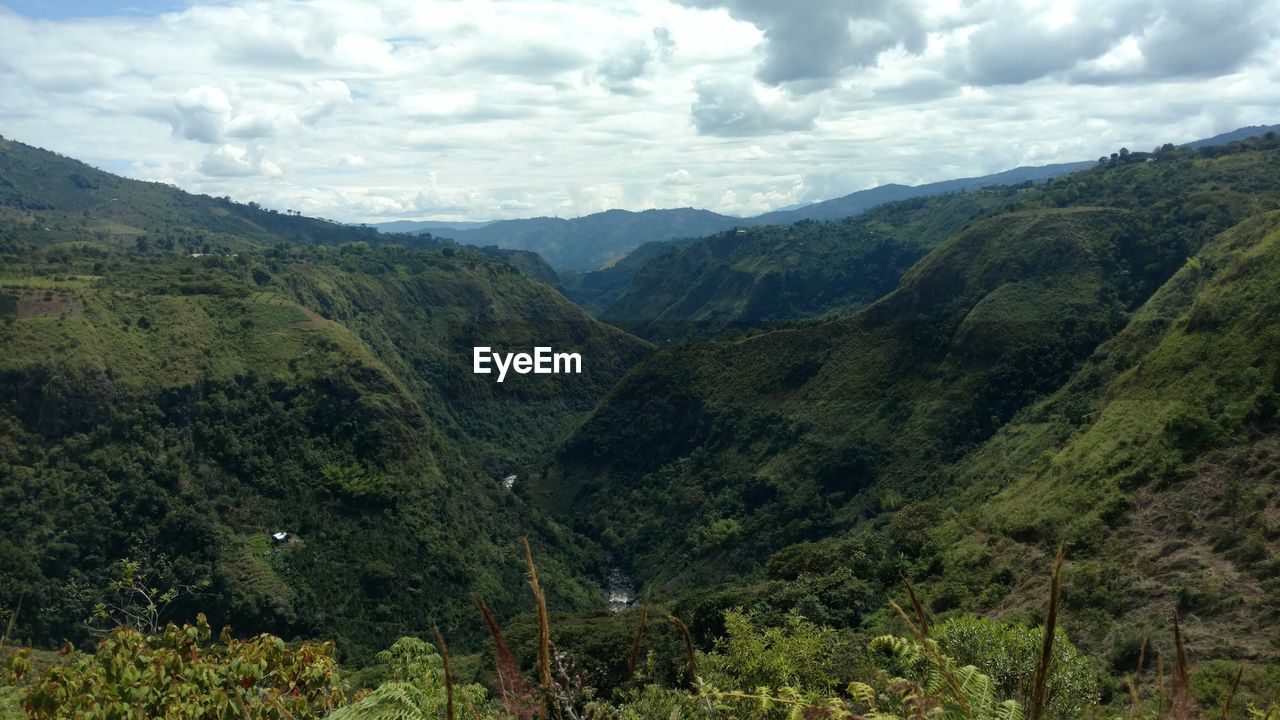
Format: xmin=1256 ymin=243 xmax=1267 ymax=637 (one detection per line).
xmin=501 ymin=474 xmax=517 ymax=490
xmin=271 ymin=531 xmax=289 ymax=543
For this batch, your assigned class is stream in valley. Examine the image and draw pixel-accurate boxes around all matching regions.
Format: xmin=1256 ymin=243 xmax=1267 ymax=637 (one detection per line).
xmin=604 ymin=555 xmax=635 ymax=612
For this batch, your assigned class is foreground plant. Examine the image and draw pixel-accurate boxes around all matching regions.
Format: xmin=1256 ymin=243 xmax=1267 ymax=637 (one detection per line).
xmin=15 ymin=614 xmax=343 ymax=719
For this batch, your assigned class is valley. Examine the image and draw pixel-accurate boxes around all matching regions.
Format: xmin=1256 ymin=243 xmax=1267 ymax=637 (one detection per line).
xmin=3 ymin=130 xmax=1280 ymax=718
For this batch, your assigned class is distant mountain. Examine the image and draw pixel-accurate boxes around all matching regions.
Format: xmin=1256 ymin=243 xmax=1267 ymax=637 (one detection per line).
xmin=749 ymin=161 xmax=1095 ymax=226
xmin=563 ymin=123 xmax=1280 ymax=329
xmin=398 ymin=163 xmax=1093 ymax=271
xmin=437 ymin=207 xmax=742 ymax=271
xmin=369 ymin=219 xmax=497 ymax=233
xmin=384 ymin=124 xmax=1280 ymax=273
xmin=1183 ymin=123 xmax=1280 ymax=148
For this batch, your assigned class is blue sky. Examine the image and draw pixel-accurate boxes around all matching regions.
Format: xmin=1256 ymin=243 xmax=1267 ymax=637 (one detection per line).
xmin=2 ymin=1 xmax=192 ymax=19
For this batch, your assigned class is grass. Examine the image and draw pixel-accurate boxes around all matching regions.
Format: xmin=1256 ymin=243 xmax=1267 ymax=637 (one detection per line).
xmin=0 ymin=275 xmax=99 ymax=288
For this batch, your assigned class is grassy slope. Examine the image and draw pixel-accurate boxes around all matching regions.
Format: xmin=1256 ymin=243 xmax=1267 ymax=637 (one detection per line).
xmin=532 ymin=140 xmax=1280 ymax=659
xmin=270 ymin=246 xmax=651 ymax=474
xmin=0 ymin=250 xmax=631 ymax=662
xmin=539 ymin=207 xmax=1148 ymax=581
xmin=0 ymin=137 xmax=653 ymax=663
xmin=941 ymin=210 xmax=1280 ymax=661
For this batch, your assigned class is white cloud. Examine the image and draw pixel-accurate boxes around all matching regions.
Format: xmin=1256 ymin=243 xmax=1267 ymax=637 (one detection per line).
xmin=0 ymin=0 xmax=1277 ymax=224
xmin=198 ymin=144 xmax=283 ymax=177
xmin=662 ymin=168 xmax=692 ymax=185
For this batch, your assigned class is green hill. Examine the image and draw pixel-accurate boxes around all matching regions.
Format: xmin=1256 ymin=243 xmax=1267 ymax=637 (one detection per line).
xmin=597 ymin=188 xmax=1017 ymax=341
xmin=531 ymin=136 xmax=1280 ymax=664
xmin=0 ymin=135 xmax=555 ymax=280
xmin=0 ymin=139 xmax=652 ymax=664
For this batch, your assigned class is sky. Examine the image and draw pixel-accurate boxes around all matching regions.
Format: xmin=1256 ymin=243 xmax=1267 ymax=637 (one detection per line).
xmin=2 ymin=0 xmax=1279 ymax=223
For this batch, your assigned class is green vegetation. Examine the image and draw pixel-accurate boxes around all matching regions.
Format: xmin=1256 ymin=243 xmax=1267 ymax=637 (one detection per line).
xmin=0 ymin=137 xmax=651 ymax=664
xmin=599 ymin=188 xmax=1016 ymax=341
xmin=532 ymin=136 xmax=1280 ymax=704
xmin=12 ymin=615 xmax=343 ymax=719
xmin=0 ymin=242 xmax=645 ymax=662
xmin=3 ymin=546 xmax=1263 ymax=719
xmin=5 ymin=131 xmax=1280 ymax=718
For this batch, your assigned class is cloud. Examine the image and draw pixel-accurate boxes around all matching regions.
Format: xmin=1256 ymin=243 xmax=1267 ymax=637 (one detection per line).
xmin=690 ymin=78 xmax=820 ymax=136
xmin=225 ymin=113 xmax=277 ymax=139
xmin=673 ymin=0 xmax=928 ymax=92
xmin=662 ymin=169 xmax=692 ymax=185
xmin=300 ymin=79 xmax=351 ymax=125
xmin=446 ymin=42 xmax=589 ymax=78
xmin=198 ymin=144 xmax=281 ymax=177
xmin=172 ymin=85 xmax=232 ymax=143
xmin=2 ymin=0 xmax=1280 ymax=225
xmin=950 ymin=0 xmax=1280 ymax=86
xmin=595 ymin=26 xmax=677 ymax=95
xmin=1120 ymin=0 xmax=1276 ymax=79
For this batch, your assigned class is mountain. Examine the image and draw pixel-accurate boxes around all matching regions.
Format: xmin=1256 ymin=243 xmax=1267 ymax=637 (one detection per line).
xmin=0 ymin=137 xmax=651 ymax=663
xmin=0 ymin=135 xmax=557 ymax=283
xmin=530 ymin=136 xmax=1280 ymax=665
xmin=436 ymin=207 xmax=742 ymax=271
xmin=569 ymin=124 xmax=1280 ymax=337
xmin=597 ymin=187 xmax=1018 ymax=342
xmin=388 ymin=125 xmax=1280 ymax=279
xmin=369 ymin=219 xmax=497 ymax=233
xmin=750 ymin=161 xmax=1096 ymax=226
xmin=384 ymin=166 xmax=1092 ymax=272
xmin=397 ymin=162 xmax=1094 ymax=273
xmin=555 ymin=239 xmax=680 ymax=316
xmin=1183 ymin=123 xmax=1280 ymax=148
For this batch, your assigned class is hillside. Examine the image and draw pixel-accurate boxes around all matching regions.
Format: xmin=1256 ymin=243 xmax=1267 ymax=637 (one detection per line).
xmin=597 ymin=188 xmax=1019 ymax=341
xmin=0 ymin=136 xmax=555 ymax=282
xmin=531 ymin=136 xmax=1280 ymax=665
xmin=557 ymin=239 xmax=679 ymax=316
xmin=0 ymin=140 xmax=653 ymax=664
xmin=932 ymin=206 xmax=1280 ymax=662
xmin=576 ymin=126 xmax=1280 ymax=338
xmin=0 ymin=135 xmax=389 ymax=252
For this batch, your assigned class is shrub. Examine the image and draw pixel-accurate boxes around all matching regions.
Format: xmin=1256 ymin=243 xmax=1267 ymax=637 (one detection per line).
xmin=18 ymin=615 xmax=343 ymax=719
xmin=937 ymin=615 xmax=1098 ymax=720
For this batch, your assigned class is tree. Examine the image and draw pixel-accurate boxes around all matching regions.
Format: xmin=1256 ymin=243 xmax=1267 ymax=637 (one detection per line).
xmin=84 ymin=557 xmax=210 ymax=638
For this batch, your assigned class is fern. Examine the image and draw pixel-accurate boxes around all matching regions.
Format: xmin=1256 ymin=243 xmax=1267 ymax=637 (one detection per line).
xmin=325 ymin=681 xmax=433 ymax=720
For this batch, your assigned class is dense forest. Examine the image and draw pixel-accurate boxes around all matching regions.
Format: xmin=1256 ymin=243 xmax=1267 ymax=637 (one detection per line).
xmin=2 ymin=133 xmax=1280 ymax=718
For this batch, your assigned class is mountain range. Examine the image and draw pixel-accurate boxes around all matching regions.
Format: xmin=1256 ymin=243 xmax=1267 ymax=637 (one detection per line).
xmin=375 ymin=124 xmax=1280 ymax=272
xmin=4 ymin=124 xmax=1280 ymax=714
